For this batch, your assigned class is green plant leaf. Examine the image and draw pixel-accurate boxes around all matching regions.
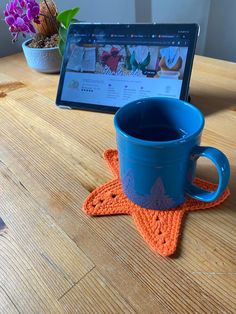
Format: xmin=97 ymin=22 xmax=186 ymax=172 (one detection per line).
xmin=71 ymin=18 xmax=79 ymax=24
xmin=59 ymin=39 xmax=66 ymax=56
xmin=57 ymin=7 xmax=80 ymax=29
xmin=59 ymin=26 xmax=67 ymax=43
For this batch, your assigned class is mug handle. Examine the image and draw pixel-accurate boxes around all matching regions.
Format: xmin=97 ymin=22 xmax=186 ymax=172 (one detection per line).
xmin=186 ymin=146 xmax=230 ymax=202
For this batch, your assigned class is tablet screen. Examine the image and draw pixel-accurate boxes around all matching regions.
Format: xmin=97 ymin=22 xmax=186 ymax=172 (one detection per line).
xmin=57 ymin=24 xmax=198 ymax=112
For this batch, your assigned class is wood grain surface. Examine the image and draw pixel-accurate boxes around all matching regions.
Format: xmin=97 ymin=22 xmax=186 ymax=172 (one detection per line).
xmin=0 ymin=53 xmax=235 ymax=313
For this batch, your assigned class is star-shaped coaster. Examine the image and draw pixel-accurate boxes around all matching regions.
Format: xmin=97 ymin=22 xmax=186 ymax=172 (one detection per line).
xmin=83 ymin=149 xmax=230 ymax=256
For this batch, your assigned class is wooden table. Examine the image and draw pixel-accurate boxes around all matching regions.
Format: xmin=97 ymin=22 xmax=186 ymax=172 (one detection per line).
xmin=0 ymin=53 xmax=235 ymax=313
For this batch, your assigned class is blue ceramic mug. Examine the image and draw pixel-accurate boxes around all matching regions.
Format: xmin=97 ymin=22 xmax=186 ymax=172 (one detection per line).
xmin=114 ymin=97 xmax=230 ymax=210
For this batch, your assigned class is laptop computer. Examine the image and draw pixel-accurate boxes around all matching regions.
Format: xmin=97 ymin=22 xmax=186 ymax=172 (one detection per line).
xmin=56 ymin=23 xmax=199 ymax=113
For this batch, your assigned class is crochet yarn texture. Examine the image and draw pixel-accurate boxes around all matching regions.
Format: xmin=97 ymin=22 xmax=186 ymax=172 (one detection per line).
xmin=83 ymin=149 xmax=230 ymax=256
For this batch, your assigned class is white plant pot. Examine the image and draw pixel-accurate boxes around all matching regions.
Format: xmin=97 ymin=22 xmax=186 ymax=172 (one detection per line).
xmin=22 ymin=39 xmax=62 ymax=73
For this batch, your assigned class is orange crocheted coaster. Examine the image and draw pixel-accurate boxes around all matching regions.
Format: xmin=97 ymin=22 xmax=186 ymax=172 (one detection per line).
xmin=83 ymin=149 xmax=230 ymax=256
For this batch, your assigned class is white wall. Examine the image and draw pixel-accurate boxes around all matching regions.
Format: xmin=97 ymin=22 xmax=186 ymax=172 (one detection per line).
xmin=151 ymin=0 xmax=211 ymax=55
xmin=1 ymin=0 xmax=236 ymax=62
xmin=135 ymin=0 xmax=152 ymax=23
xmin=0 ymin=22 xmax=24 ymax=57
xmin=205 ymin=0 xmax=236 ymax=62
xmin=57 ymin=0 xmax=135 ymax=23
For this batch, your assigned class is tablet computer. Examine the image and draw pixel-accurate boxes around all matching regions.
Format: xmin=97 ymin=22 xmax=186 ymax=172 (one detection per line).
xmin=56 ymin=23 xmax=199 ymax=112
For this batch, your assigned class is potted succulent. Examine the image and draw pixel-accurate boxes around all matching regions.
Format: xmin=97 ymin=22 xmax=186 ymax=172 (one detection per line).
xmin=4 ymin=0 xmax=80 ymax=73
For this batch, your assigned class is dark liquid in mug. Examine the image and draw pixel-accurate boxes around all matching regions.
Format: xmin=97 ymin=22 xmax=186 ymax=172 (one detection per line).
xmin=130 ymin=125 xmax=186 ymax=141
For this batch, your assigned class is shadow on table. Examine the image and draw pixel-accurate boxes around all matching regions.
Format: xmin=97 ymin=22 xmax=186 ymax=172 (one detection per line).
xmin=190 ymin=90 xmax=236 ymax=116
xmin=171 ymin=163 xmax=235 ymax=259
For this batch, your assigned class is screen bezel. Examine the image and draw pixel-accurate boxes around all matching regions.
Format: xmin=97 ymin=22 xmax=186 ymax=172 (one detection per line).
xmin=56 ymin=23 xmax=199 ymax=113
